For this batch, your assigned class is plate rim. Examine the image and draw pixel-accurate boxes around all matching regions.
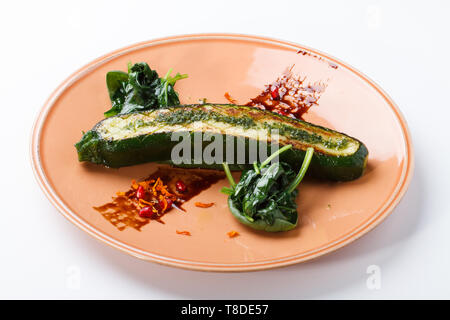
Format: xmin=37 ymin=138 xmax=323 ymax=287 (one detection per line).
xmin=30 ymin=33 xmax=414 ymax=272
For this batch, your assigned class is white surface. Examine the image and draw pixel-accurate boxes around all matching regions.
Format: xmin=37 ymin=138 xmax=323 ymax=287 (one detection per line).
xmin=1 ymin=0 xmax=449 ymax=299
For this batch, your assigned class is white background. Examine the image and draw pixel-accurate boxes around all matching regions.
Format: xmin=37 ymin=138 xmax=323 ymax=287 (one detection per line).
xmin=1 ymin=0 xmax=449 ymax=299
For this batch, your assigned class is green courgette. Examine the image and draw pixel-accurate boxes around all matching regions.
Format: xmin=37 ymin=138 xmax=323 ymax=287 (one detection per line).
xmin=75 ymin=104 xmax=368 ymax=181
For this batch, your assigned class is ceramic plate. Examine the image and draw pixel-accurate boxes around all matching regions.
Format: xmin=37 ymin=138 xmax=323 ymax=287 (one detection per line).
xmin=31 ymin=34 xmax=413 ymax=271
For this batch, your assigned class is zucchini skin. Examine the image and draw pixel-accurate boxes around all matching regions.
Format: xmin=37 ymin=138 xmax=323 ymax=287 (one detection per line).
xmin=75 ymin=104 xmax=368 ymax=181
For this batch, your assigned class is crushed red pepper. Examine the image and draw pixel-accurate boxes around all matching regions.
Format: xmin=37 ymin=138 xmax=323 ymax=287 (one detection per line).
xmin=176 ymin=230 xmax=191 ymax=236
xmin=224 ymin=92 xmax=237 ymax=104
xmin=227 ymin=231 xmax=240 ymax=238
xmin=194 ymin=202 xmax=215 ymax=208
xmin=93 ymin=167 xmax=224 ymax=231
xmin=94 ymin=176 xmax=176 ymax=230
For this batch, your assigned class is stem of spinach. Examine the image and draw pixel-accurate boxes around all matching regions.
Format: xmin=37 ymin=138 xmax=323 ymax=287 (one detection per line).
xmin=163 ymin=68 xmax=173 ymax=80
xmin=220 ymin=187 xmax=234 ymax=195
xmin=260 ymin=144 xmax=293 ymax=169
xmin=222 ymin=162 xmax=236 ymax=188
xmin=163 ymin=68 xmax=172 ymax=104
xmin=286 ymin=147 xmax=314 ymax=193
xmin=221 ymin=144 xmax=312 ymax=196
xmin=253 ymin=161 xmax=260 ymax=174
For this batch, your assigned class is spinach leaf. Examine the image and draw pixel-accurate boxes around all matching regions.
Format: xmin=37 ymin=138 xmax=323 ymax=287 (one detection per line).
xmin=104 ymin=62 xmax=187 ymax=117
xmin=106 ymin=70 xmax=128 ymax=100
xmin=104 ymin=71 xmax=129 ymax=118
xmin=222 ymin=145 xmax=314 ymax=232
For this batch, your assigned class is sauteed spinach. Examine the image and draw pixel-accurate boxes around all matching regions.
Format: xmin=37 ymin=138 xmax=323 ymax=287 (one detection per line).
xmin=104 ymin=62 xmax=187 ymax=117
xmin=221 ymin=145 xmax=314 ymax=232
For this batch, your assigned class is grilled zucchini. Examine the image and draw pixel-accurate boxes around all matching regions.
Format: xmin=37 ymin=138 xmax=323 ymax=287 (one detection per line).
xmin=75 ymin=104 xmax=368 ymax=181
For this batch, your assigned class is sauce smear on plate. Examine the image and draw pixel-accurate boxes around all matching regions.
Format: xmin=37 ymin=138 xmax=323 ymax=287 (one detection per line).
xmin=246 ymin=69 xmax=326 ymax=120
xmin=94 ymin=167 xmax=224 ymax=231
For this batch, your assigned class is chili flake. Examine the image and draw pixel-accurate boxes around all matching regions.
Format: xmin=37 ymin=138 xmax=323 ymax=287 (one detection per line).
xmin=176 ymin=230 xmax=191 ymax=236
xmin=227 ymin=231 xmax=240 ymax=238
xmin=195 ymin=202 xmax=215 ymax=208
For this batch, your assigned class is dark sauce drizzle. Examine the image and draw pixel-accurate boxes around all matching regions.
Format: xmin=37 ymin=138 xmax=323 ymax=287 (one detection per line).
xmin=246 ymin=68 xmax=327 ymax=120
xmin=94 ymin=167 xmax=224 ymax=231
xmin=296 ymin=49 xmax=339 ymax=69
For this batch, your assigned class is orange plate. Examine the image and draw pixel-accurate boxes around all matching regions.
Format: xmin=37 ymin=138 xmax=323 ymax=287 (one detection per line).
xmin=31 ymin=34 xmax=414 ymax=272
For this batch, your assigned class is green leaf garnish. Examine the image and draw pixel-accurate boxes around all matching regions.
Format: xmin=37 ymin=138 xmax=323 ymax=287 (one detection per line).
xmin=104 ymin=62 xmax=188 ymax=117
xmin=222 ymin=146 xmax=314 ymax=232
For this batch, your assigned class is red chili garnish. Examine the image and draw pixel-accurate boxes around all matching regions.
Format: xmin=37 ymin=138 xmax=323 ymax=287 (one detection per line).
xmin=157 ymin=197 xmax=173 ymax=212
xmin=165 ymin=198 xmax=173 ymax=210
xmin=224 ymin=92 xmax=237 ymax=104
xmin=175 ymin=180 xmax=187 ymax=193
xmin=176 ymin=230 xmax=191 ymax=236
xmin=227 ymin=230 xmax=240 ymax=238
xmin=139 ymin=206 xmax=154 ymax=218
xmin=276 ymin=109 xmax=288 ymax=116
xmin=195 ymin=202 xmax=214 ymax=208
xmin=270 ymin=85 xmax=279 ymax=99
xmin=136 ymin=185 xmax=146 ymax=199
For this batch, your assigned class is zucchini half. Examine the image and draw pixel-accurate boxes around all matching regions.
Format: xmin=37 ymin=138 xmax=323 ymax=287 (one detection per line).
xmin=75 ymin=104 xmax=368 ymax=181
